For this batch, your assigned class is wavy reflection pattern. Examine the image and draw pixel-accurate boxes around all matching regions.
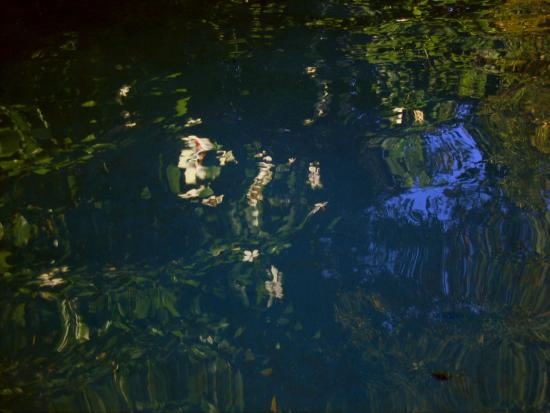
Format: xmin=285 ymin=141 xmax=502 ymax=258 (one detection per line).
xmin=332 ymin=119 xmax=550 ymax=411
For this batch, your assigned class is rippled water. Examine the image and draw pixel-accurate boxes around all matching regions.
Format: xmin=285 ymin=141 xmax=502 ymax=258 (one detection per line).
xmin=1 ymin=0 xmax=549 ymax=411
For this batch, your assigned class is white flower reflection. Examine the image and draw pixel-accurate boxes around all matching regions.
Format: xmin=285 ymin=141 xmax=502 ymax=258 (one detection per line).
xmin=176 ymin=135 xmax=235 ymax=204
xmin=242 ymin=249 xmax=260 ymax=262
xmin=38 ymin=266 xmax=69 ymax=287
xmin=177 ymin=185 xmax=206 ymax=199
xmin=184 ymin=117 xmax=203 ymax=128
xmin=201 ymin=194 xmax=224 ymax=207
xmin=308 ymin=162 xmax=323 ymax=189
xmin=118 ymin=85 xmax=131 ymax=98
xmin=265 ymin=265 xmax=283 ymax=307
xmin=246 ymin=154 xmax=274 ymax=228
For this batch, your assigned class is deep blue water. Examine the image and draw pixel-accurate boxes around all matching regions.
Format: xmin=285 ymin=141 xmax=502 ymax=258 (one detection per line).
xmin=1 ymin=0 xmax=549 ymax=411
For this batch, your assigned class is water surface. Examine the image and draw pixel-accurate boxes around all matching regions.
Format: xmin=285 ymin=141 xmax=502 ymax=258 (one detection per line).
xmin=1 ymin=0 xmax=549 ymax=411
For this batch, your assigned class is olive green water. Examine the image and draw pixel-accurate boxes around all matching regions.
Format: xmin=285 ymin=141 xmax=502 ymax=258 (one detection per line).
xmin=0 ymin=0 xmax=549 ymax=411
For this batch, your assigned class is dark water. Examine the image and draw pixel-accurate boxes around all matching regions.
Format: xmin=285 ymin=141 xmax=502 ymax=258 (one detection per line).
xmin=1 ymin=0 xmax=549 ymax=411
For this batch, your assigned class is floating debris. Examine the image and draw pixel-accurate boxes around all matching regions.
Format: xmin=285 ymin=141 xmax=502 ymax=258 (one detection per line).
xmin=261 ymin=368 xmax=273 ymax=377
xmin=265 ymin=265 xmax=283 ymax=307
xmin=243 ymin=249 xmax=260 ymax=262
xmin=308 ymin=162 xmax=323 ymax=189
xmin=288 ymin=157 xmax=296 ymax=165
xmin=431 ymin=371 xmax=452 ymax=381
xmin=202 ymin=194 xmax=224 ymax=207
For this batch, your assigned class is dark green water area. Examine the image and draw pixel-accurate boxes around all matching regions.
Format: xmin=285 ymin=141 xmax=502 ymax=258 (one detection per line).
xmin=0 ymin=0 xmax=549 ymax=411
